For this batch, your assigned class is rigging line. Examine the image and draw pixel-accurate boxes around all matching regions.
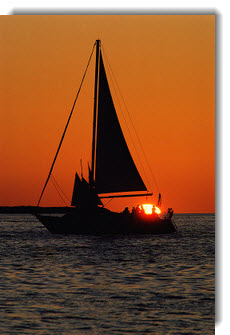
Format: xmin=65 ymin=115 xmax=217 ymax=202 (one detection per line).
xmin=51 ymin=174 xmax=71 ymax=203
xmin=101 ymin=45 xmax=153 ymax=192
xmin=50 ymin=175 xmax=69 ymax=206
xmin=102 ymin=45 xmax=160 ymax=194
xmin=102 ymin=198 xmax=113 ymax=207
xmin=37 ymin=42 xmax=96 ymax=207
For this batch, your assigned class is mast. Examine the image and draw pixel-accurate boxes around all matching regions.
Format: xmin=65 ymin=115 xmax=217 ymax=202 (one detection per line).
xmin=91 ymin=39 xmax=100 ymax=182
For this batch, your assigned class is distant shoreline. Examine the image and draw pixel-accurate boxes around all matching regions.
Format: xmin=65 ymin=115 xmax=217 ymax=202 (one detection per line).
xmin=0 ymin=207 xmax=215 ymax=215
xmin=0 ymin=206 xmax=74 ymax=214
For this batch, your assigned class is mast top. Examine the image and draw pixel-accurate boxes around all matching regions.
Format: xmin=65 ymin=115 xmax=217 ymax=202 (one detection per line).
xmin=91 ymin=38 xmax=101 ymax=181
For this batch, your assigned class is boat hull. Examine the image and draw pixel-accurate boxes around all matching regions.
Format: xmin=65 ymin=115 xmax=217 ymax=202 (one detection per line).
xmin=35 ymin=209 xmax=177 ymax=235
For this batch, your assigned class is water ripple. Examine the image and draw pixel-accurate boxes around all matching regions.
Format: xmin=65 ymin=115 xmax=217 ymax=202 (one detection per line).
xmin=0 ymin=214 xmax=214 ymax=334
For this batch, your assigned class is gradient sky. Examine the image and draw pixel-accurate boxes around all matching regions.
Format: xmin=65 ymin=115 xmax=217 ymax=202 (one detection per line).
xmin=0 ymin=15 xmax=215 ymax=213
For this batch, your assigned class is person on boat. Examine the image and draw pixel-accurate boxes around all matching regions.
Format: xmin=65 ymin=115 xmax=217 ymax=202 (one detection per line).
xmin=131 ymin=205 xmax=142 ymax=217
xmin=137 ymin=205 xmax=144 ymax=215
xmin=131 ymin=207 xmax=136 ymax=216
xmin=123 ymin=207 xmax=129 ymax=215
xmin=167 ymin=208 xmax=174 ymax=218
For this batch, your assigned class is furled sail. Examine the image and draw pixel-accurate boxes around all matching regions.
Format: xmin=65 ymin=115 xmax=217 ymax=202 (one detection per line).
xmin=95 ymin=52 xmax=147 ymax=194
xmin=71 ymin=172 xmax=83 ymax=207
xmin=71 ymin=172 xmax=102 ymax=207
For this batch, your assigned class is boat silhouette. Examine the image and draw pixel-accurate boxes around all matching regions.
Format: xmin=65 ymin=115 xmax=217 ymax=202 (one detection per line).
xmin=35 ymin=40 xmax=177 ymax=235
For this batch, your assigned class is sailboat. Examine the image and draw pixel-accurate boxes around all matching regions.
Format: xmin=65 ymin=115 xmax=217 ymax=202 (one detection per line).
xmin=35 ymin=40 xmax=177 ymax=235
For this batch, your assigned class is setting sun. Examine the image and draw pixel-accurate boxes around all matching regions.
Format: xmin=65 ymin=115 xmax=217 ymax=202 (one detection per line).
xmin=142 ymin=204 xmax=153 ymax=214
xmin=139 ymin=204 xmax=161 ymax=215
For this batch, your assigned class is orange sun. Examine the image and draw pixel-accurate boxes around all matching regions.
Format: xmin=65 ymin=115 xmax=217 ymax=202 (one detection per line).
xmin=138 ymin=204 xmax=161 ymax=215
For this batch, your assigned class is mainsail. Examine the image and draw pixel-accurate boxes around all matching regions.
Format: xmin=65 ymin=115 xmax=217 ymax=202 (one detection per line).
xmin=95 ymin=51 xmax=147 ymax=194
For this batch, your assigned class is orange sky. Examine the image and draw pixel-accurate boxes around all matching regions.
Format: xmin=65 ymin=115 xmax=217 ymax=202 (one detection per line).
xmin=0 ymin=15 xmax=215 ymax=213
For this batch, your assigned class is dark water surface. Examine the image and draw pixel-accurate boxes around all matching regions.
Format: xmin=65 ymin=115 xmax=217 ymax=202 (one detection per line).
xmin=0 ymin=214 xmax=214 ymax=334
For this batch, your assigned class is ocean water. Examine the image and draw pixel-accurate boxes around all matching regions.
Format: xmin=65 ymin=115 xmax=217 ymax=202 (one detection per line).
xmin=0 ymin=214 xmax=214 ymax=334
